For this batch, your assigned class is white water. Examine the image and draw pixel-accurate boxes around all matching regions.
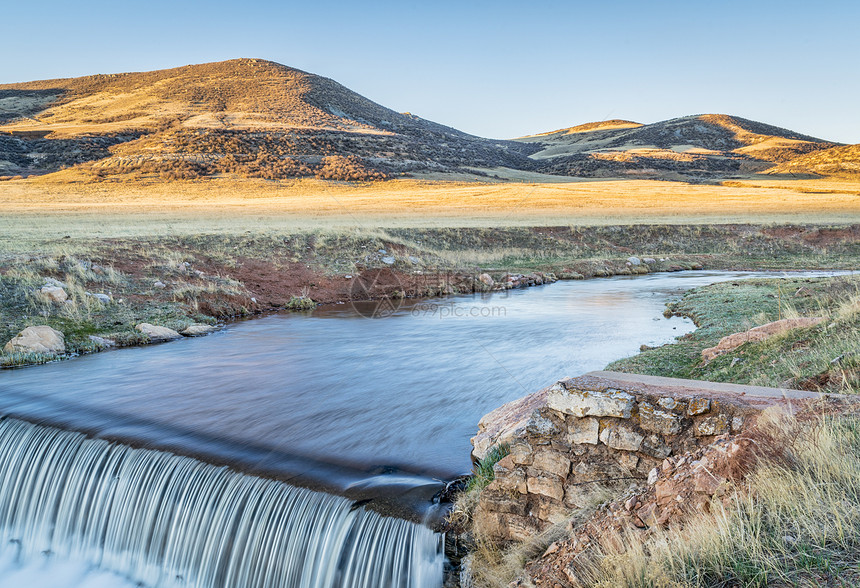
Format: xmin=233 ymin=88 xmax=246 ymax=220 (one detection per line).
xmin=0 ymin=417 xmax=444 ymax=588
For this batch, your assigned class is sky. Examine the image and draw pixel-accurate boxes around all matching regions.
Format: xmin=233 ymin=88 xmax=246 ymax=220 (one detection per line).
xmin=1 ymin=0 xmax=858 ymax=143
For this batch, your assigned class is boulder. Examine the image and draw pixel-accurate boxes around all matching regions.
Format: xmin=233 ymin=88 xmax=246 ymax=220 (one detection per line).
xmin=86 ymin=292 xmax=111 ymax=304
xmin=181 ymin=324 xmax=218 ymax=337
xmin=380 ymin=256 xmax=396 ymax=265
xmin=4 ymin=326 xmax=65 ymax=354
xmin=136 ymin=323 xmax=182 ymax=342
xmin=40 ymin=286 xmax=68 ymax=303
xmin=627 ymin=256 xmax=641 ymax=266
xmin=478 ymin=273 xmax=495 ymax=287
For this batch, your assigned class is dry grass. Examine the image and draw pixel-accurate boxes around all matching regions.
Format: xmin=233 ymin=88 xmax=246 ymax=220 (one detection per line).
xmin=462 ymin=487 xmax=615 ymax=588
xmin=579 ymin=410 xmax=860 ymax=588
xmin=0 ymin=176 xmax=858 ymax=250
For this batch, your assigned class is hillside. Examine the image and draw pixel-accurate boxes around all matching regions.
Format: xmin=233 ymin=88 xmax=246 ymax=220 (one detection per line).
xmin=515 ymin=114 xmax=842 ymax=180
xmin=0 ymin=59 xmax=535 ymax=180
xmin=1 ymin=60 xmax=854 ymax=182
xmin=765 ymin=143 xmax=860 ymax=176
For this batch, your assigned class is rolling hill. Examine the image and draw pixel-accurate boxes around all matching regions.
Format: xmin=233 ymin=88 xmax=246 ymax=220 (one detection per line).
xmin=0 ymin=59 xmax=535 ymax=180
xmin=1 ymin=59 xmax=855 ymax=182
xmin=515 ymin=114 xmax=843 ymax=180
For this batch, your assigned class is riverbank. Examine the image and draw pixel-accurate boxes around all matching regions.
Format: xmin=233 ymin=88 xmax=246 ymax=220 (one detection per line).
xmin=2 ymin=224 xmax=858 ymax=368
xmin=608 ymin=273 xmax=860 ymax=394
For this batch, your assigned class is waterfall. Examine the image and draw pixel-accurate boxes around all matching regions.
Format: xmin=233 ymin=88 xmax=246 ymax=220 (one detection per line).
xmin=0 ymin=417 xmax=444 ymax=588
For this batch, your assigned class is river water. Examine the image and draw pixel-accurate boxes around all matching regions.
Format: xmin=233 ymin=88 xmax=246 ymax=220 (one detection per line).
xmin=0 ymin=270 xmax=818 ymax=481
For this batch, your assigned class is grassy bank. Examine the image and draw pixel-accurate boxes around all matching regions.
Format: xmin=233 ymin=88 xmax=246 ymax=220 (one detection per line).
xmin=608 ymin=273 xmax=860 ymax=394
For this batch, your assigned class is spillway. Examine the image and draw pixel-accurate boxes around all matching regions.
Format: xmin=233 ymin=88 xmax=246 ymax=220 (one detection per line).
xmin=0 ymin=417 xmax=444 ymax=587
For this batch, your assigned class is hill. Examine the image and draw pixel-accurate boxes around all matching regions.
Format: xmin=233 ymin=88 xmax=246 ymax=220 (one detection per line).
xmin=514 ymin=114 xmax=841 ymax=180
xmin=0 ymin=59 xmax=534 ymax=180
xmin=1 ymin=60 xmax=854 ymax=182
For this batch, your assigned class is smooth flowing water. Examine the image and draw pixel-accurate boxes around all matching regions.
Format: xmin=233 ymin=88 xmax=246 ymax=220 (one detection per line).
xmin=0 ymin=271 xmax=818 ymax=479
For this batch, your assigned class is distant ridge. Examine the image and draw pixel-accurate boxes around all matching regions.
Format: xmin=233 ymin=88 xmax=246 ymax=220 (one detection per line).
xmin=518 ymin=120 xmax=642 ymax=139
xmin=515 ymin=114 xmax=841 ymax=179
xmin=0 ymin=59 xmax=853 ymax=181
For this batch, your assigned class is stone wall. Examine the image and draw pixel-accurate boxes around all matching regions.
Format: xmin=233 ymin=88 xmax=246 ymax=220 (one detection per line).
xmin=471 ymin=371 xmax=829 ymax=543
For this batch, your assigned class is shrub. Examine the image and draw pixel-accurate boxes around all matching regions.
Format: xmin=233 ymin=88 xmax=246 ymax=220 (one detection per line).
xmin=285 ymin=295 xmax=315 ymax=311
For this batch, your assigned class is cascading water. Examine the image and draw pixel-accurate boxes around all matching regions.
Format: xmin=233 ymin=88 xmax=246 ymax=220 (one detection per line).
xmin=0 ymin=417 xmax=444 ymax=587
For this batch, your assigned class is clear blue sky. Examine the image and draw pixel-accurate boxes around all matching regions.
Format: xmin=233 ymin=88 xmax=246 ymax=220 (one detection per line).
xmin=2 ymin=0 xmax=858 ymax=142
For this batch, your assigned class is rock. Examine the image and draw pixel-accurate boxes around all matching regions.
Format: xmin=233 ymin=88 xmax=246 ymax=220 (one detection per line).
xmin=153 ymin=281 xmax=167 ymax=289
xmin=532 ymin=495 xmax=568 ymax=523
xmin=86 ymin=292 xmax=111 ymax=304
xmin=380 ymin=256 xmax=395 ymax=265
xmin=531 ymin=450 xmax=571 ymax=478
xmin=638 ymin=403 xmax=683 ymax=435
xmin=702 ymin=317 xmax=825 ymax=361
xmin=181 ymin=324 xmax=218 ymax=337
xmin=627 ymin=256 xmax=641 ymax=266
xmin=508 ymin=438 xmax=534 ymax=465
xmin=40 ymin=286 xmax=68 ymax=303
xmin=599 ymin=425 xmax=644 ymax=451
xmin=88 ymin=335 xmax=115 ymax=348
xmin=527 ymin=475 xmax=565 ymax=501
xmin=471 ymin=389 xmax=545 ymax=461
xmin=478 ymin=273 xmax=494 ymax=287
xmin=408 ymin=256 xmax=420 ymax=265
xmin=91 ymin=263 xmax=105 ymax=275
xmin=643 ymin=258 xmax=657 ymax=265
xmin=548 ymin=384 xmax=635 ymax=418
xmin=4 ymin=326 xmax=65 ymax=354
xmin=493 ymin=456 xmax=527 ymax=494
xmin=687 ymin=398 xmax=711 ymax=416
xmin=617 ymin=452 xmax=639 ymax=470
xmin=694 ymin=470 xmax=726 ymax=495
xmin=43 ymin=277 xmax=66 ymax=288
xmin=695 ymin=414 xmax=730 ymax=436
xmin=525 ymin=410 xmax=560 ymax=438
xmin=567 ymin=417 xmax=599 ymax=445
xmin=479 ymin=489 xmax=528 ymax=516
xmin=641 ymin=435 xmax=672 ymax=459
xmin=135 ymin=323 xmax=182 ymax=342
xmin=647 ymin=467 xmax=660 ymax=485
xmin=656 ymin=397 xmax=683 ymax=411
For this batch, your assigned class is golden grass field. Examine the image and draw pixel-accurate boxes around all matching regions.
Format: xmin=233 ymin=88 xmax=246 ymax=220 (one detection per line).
xmin=2 ymin=174 xmax=859 ymax=248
